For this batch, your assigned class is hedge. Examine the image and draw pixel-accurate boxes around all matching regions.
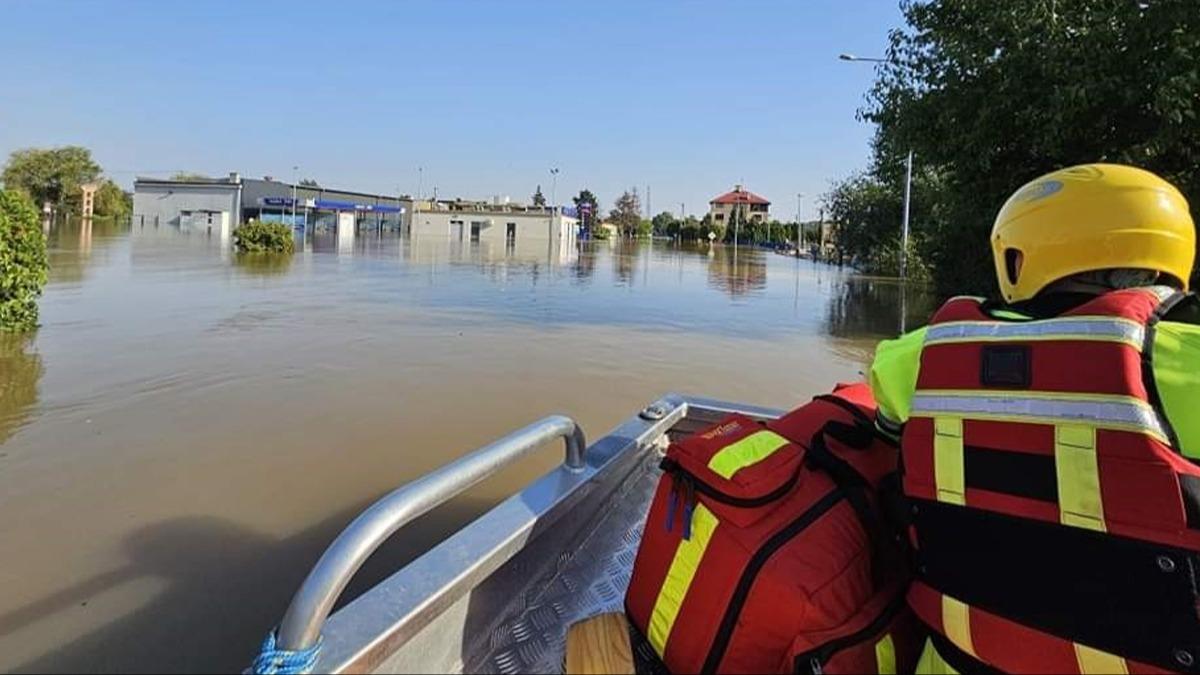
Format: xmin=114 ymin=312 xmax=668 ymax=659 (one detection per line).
xmin=0 ymin=191 xmax=49 ymax=332
xmin=233 ymin=220 xmax=295 ymax=254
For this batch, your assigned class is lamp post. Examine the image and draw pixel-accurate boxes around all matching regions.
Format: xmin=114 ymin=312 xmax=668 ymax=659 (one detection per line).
xmin=796 ymin=192 xmax=804 ymax=257
xmin=292 ymin=165 xmax=299 ymax=227
xmin=839 ymin=52 xmax=913 ymax=281
xmin=549 ymin=168 xmax=559 ymax=214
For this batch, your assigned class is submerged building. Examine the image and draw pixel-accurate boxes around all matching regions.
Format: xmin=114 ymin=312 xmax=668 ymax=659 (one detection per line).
xmin=409 ymin=196 xmax=578 ymax=247
xmin=132 ymin=173 xmax=410 ymax=238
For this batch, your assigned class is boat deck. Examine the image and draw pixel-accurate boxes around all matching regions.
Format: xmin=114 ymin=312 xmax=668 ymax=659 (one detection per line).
xmin=466 ymin=451 xmax=661 ymax=673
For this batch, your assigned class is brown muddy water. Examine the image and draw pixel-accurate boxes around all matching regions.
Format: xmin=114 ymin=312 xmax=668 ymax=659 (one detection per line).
xmin=0 ymin=220 xmax=933 ymax=673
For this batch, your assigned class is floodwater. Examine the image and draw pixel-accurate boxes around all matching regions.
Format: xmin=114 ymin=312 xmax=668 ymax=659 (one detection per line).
xmin=0 ymin=220 xmax=934 ymax=673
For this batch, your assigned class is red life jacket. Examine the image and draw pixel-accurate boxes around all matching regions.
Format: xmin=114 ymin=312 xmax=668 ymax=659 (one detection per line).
xmin=625 ymin=383 xmax=922 ymax=674
xmin=901 ymin=286 xmax=1200 ymax=673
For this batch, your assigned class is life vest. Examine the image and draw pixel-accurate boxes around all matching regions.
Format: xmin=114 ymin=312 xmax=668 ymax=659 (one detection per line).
xmin=902 ymin=286 xmax=1200 ymax=673
xmin=625 ymin=383 xmax=922 ymax=674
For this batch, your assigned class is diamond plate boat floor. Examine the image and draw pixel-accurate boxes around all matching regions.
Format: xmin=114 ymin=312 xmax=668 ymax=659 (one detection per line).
xmin=466 ymin=451 xmax=661 ymax=674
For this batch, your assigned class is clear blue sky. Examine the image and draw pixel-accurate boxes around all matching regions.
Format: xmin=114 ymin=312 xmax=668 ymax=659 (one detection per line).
xmin=0 ymin=0 xmax=902 ymax=221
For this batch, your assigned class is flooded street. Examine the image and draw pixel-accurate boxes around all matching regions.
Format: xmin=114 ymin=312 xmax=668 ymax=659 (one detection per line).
xmin=0 ymin=221 xmax=933 ymax=673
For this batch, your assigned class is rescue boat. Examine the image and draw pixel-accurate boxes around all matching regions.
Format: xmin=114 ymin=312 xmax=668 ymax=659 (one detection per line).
xmin=258 ymin=394 xmax=782 ymax=673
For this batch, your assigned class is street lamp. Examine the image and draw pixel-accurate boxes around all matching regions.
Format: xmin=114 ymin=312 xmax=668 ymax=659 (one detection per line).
xmin=292 ymin=165 xmax=299 ymax=227
xmin=549 ymin=168 xmax=560 ymax=214
xmin=839 ymin=52 xmax=913 ymax=281
xmin=796 ymin=193 xmax=804 ymax=257
xmin=838 ymin=53 xmax=888 ymax=63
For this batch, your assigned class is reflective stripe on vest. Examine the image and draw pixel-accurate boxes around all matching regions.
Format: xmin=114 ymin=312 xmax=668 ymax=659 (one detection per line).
xmin=707 ymin=429 xmax=789 ymax=479
xmin=1075 ymin=643 xmax=1129 ymax=674
xmin=911 ymin=390 xmax=1170 ymax=444
xmin=1056 ymin=425 xmax=1106 ymax=532
xmin=875 ymin=633 xmax=897 ymax=674
xmin=933 ymin=417 xmax=966 ymax=506
xmin=941 ymin=594 xmax=977 ymax=659
xmin=923 ymin=316 xmax=1145 ymax=349
xmin=936 ymin=592 xmax=1130 ymax=674
xmin=647 ymin=502 xmax=719 ymax=656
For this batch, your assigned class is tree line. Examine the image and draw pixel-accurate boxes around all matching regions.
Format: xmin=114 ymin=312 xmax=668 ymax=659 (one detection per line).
xmin=1 ymin=146 xmax=131 ymax=220
xmin=822 ymin=0 xmax=1200 ymax=294
xmin=569 ymin=186 xmax=820 ymax=244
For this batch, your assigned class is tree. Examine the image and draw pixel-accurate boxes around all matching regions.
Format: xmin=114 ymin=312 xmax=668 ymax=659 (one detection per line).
xmin=610 ymin=188 xmax=641 ymax=237
xmin=298 ymin=178 xmax=320 ymax=187
xmin=532 ymin=185 xmax=546 ymax=207
xmin=862 ymin=0 xmax=1200 ymax=293
xmin=0 ymin=191 xmax=48 ymax=331
xmin=651 ymin=211 xmax=676 ymax=235
xmin=822 ymin=171 xmax=934 ymax=278
xmin=2 ymin=147 xmax=100 ymax=212
xmin=573 ymin=189 xmax=600 ymax=232
xmin=93 ymin=179 xmax=131 ymax=219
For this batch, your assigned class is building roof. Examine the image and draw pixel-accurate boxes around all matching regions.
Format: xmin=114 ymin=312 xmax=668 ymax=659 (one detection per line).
xmin=710 ymin=185 xmax=770 ymax=206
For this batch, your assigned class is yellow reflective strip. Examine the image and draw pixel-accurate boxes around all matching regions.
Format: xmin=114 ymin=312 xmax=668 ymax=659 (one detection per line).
xmin=1056 ymin=425 xmax=1106 ymax=532
xmin=875 ymin=633 xmax=897 ymax=674
xmin=1074 ymin=642 xmax=1128 ymax=674
xmin=934 ymin=417 xmax=966 ymax=506
xmin=916 ymin=638 xmax=961 ymax=675
xmin=706 ymin=430 xmax=789 ymax=480
xmin=647 ymin=503 xmax=719 ymax=656
xmin=942 ymin=594 xmax=977 ymax=658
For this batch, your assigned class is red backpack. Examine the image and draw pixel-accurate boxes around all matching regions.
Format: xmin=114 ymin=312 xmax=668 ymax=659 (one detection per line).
xmin=625 ymin=383 xmax=922 ymax=674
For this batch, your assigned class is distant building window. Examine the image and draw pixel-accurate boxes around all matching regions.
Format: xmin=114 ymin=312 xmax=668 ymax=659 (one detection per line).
xmin=715 ymin=213 xmax=725 ymax=221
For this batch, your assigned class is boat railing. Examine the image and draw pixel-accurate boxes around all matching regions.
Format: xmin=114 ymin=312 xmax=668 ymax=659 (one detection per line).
xmin=274 ymin=414 xmax=587 ymax=654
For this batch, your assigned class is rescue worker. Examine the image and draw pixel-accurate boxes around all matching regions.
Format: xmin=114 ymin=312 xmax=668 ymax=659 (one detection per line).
xmin=868 ymin=163 xmax=1200 ymax=673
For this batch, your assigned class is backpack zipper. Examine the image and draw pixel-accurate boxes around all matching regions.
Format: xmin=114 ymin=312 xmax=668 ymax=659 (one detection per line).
xmin=661 ymin=458 xmax=803 ymax=539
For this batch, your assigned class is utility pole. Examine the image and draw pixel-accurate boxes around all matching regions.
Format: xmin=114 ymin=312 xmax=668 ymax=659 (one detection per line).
xmin=646 ymin=185 xmax=651 ymax=218
xmin=901 ymin=150 xmax=913 ymax=281
xmin=796 ymin=193 xmax=804 ymax=257
xmin=292 ymin=165 xmax=299 ymax=227
xmin=839 ymin=53 xmax=913 ymax=281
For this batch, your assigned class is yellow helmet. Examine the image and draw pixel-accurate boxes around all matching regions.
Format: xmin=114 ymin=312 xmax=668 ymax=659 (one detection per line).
xmin=991 ymin=163 xmax=1195 ymax=303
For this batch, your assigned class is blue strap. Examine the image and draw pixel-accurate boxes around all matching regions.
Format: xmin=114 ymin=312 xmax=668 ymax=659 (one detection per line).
xmin=251 ymin=630 xmax=322 ymax=675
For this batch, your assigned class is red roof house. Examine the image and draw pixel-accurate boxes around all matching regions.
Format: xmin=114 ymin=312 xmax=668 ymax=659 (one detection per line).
xmin=709 ymin=184 xmax=770 ymax=224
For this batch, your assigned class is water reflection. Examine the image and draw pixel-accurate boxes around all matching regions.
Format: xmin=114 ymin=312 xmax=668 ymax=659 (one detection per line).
xmin=0 ymin=333 xmax=42 ymax=445
xmin=45 ymin=217 xmax=128 ymax=285
xmin=233 ymin=253 xmax=293 ymax=276
xmin=826 ymin=276 xmax=936 ymax=340
xmin=707 ymin=245 xmax=768 ymax=298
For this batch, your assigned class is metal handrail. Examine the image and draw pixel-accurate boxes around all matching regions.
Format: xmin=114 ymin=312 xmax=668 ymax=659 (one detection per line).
xmin=275 ymin=415 xmax=587 ymax=652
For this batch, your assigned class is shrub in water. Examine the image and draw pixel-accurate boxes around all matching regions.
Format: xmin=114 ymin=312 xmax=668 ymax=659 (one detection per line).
xmin=233 ymin=220 xmax=295 ymax=254
xmin=0 ymin=190 xmax=49 ymax=332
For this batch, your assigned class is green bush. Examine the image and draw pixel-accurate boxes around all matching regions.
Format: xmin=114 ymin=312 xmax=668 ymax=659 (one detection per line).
xmin=0 ymin=191 xmax=49 ymax=332
xmin=233 ymin=220 xmax=295 ymax=254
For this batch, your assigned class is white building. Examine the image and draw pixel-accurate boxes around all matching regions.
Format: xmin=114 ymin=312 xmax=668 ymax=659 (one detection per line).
xmin=409 ymin=197 xmax=577 ymax=248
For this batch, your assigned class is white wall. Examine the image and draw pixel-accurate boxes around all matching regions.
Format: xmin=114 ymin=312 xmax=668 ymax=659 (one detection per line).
xmin=133 ymin=183 xmax=240 ymax=229
xmin=410 ymin=210 xmax=577 ymax=246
